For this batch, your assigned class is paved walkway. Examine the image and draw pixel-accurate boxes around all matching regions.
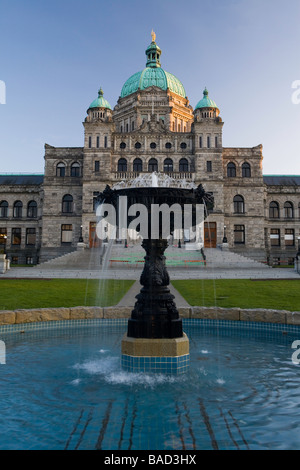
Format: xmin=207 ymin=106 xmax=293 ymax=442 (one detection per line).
xmin=116 ymin=280 xmax=191 ymax=307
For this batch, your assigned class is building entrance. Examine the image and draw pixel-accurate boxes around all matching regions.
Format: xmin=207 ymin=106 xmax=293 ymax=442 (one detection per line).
xmin=204 ymin=222 xmax=217 ymax=248
xmin=89 ymin=222 xmax=101 ymax=248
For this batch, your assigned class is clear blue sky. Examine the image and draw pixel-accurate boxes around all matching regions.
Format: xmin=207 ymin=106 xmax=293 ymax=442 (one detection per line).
xmin=0 ymin=0 xmax=300 ymax=174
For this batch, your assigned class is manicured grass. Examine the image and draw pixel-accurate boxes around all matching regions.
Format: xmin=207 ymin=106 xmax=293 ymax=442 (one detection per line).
xmin=0 ymin=279 xmax=134 ymax=311
xmin=172 ymin=279 xmax=300 ymax=312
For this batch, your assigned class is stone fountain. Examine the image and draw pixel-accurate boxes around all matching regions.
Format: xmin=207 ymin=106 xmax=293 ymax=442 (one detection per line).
xmin=97 ymin=173 xmax=213 ymax=374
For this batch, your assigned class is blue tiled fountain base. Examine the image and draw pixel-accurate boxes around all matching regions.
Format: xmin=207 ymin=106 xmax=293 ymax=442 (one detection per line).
xmin=121 ymin=353 xmax=190 ymax=374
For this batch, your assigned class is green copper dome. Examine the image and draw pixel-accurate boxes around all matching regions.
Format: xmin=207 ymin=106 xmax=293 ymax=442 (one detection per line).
xmin=89 ymin=88 xmax=112 ymax=110
xmin=120 ymin=33 xmax=186 ymax=99
xmin=195 ymin=88 xmax=218 ymax=110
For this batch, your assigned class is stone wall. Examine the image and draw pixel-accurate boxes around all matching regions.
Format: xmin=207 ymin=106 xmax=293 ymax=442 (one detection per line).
xmin=0 ymin=306 xmax=299 ymax=325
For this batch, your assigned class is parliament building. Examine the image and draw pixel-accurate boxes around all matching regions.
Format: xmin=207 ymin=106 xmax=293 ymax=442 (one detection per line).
xmin=1 ymin=33 xmax=300 ymax=265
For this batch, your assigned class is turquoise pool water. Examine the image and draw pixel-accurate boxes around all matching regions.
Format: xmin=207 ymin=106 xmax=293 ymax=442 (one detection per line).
xmin=0 ymin=320 xmax=299 ymax=450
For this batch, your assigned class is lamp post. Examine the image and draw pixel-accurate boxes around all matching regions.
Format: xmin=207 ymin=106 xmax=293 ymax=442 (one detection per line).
xmin=3 ymin=235 xmax=7 ymax=255
xmin=79 ymin=225 xmax=83 ymax=243
xmin=222 ymin=225 xmax=227 ymax=243
xmin=296 ymin=237 xmax=300 ymax=274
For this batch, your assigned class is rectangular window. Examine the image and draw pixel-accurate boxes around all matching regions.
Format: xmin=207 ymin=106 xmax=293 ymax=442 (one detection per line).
xmin=26 ymin=256 xmax=34 ymax=265
xmin=215 ymin=136 xmax=218 ymax=148
xmin=199 ymin=136 xmax=202 ymax=148
xmin=96 ymin=136 xmax=100 ymax=148
xmin=104 ymin=136 xmax=108 ymax=148
xmin=270 ymin=229 xmax=280 ymax=246
xmin=12 ymin=228 xmax=21 ymax=245
xmin=207 ymin=136 xmax=210 ymax=148
xmin=95 ymin=160 xmax=100 ymax=172
xmin=234 ymin=225 xmax=245 ymax=244
xmin=206 ymin=161 xmax=212 ymax=172
xmin=61 ymin=224 xmax=73 ymax=244
xmin=285 ymin=229 xmax=295 ymax=246
xmin=26 ymin=228 xmax=36 ymax=246
xmin=88 ymin=136 xmax=92 ymax=148
xmin=0 ymin=228 xmax=7 ymax=245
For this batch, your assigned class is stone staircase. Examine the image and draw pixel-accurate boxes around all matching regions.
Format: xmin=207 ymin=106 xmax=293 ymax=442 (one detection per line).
xmin=37 ymin=243 xmax=271 ymax=272
xmin=203 ymin=248 xmax=271 ymax=270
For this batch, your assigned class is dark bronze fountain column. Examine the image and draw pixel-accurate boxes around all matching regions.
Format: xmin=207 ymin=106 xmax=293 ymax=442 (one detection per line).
xmin=127 ymin=238 xmax=183 ymax=339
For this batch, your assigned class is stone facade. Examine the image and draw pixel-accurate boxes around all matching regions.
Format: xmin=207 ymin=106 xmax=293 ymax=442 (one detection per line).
xmin=0 ymin=37 xmax=299 ymax=265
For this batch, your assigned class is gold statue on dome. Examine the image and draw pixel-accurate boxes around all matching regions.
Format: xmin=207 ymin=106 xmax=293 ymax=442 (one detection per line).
xmin=151 ymin=30 xmax=156 ymax=42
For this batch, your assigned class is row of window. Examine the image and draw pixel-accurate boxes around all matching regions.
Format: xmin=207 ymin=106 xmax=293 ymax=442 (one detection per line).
xmin=0 ymin=200 xmax=37 ymax=219
xmin=269 ymin=229 xmax=297 ymax=247
xmin=227 ymin=162 xmax=251 ymax=178
xmin=0 ymin=225 xmax=73 ymax=246
xmin=88 ymin=136 xmax=108 ymax=149
xmin=233 ymin=197 xmax=300 ymax=217
xmin=117 ymin=158 xmax=190 ymax=173
xmin=56 ymin=162 xmax=81 ymax=177
xmin=119 ymin=141 xmax=190 ymax=151
xmin=233 ymin=226 xmax=298 ymax=246
xmin=269 ymin=201 xmax=300 ymax=219
xmin=0 ymin=228 xmax=37 ymax=246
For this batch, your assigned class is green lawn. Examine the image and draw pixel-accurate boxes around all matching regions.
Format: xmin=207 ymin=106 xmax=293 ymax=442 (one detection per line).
xmin=0 ymin=279 xmax=134 ymax=311
xmin=172 ymin=279 xmax=300 ymax=312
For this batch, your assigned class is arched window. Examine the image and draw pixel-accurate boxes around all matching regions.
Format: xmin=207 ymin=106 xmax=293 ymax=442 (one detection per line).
xmin=284 ymin=201 xmax=294 ymax=219
xmin=118 ymin=158 xmax=127 ymax=172
xmin=133 ymin=158 xmax=143 ymax=172
xmin=71 ymin=162 xmax=80 ymax=177
xmin=148 ymin=158 xmax=158 ymax=172
xmin=233 ymin=195 xmax=245 ymax=214
xmin=56 ymin=162 xmax=66 ymax=177
xmin=13 ymin=200 xmax=23 ymax=218
xmin=135 ymin=142 xmax=141 ymax=149
xmin=164 ymin=158 xmax=173 ymax=172
xmin=242 ymin=162 xmax=251 ymax=178
xmin=0 ymin=201 xmax=8 ymax=218
xmin=269 ymin=201 xmax=280 ymax=219
xmin=227 ymin=162 xmax=236 ymax=177
xmin=120 ymin=142 xmax=126 ymax=149
xmin=62 ymin=195 xmax=73 ymax=214
xmin=179 ymin=158 xmax=189 ymax=172
xmin=27 ymin=201 xmax=37 ymax=218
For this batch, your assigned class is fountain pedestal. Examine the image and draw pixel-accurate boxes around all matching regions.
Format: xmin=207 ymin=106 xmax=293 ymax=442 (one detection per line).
xmin=121 ymin=238 xmax=190 ymax=374
xmin=121 ymin=333 xmax=189 ymax=374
